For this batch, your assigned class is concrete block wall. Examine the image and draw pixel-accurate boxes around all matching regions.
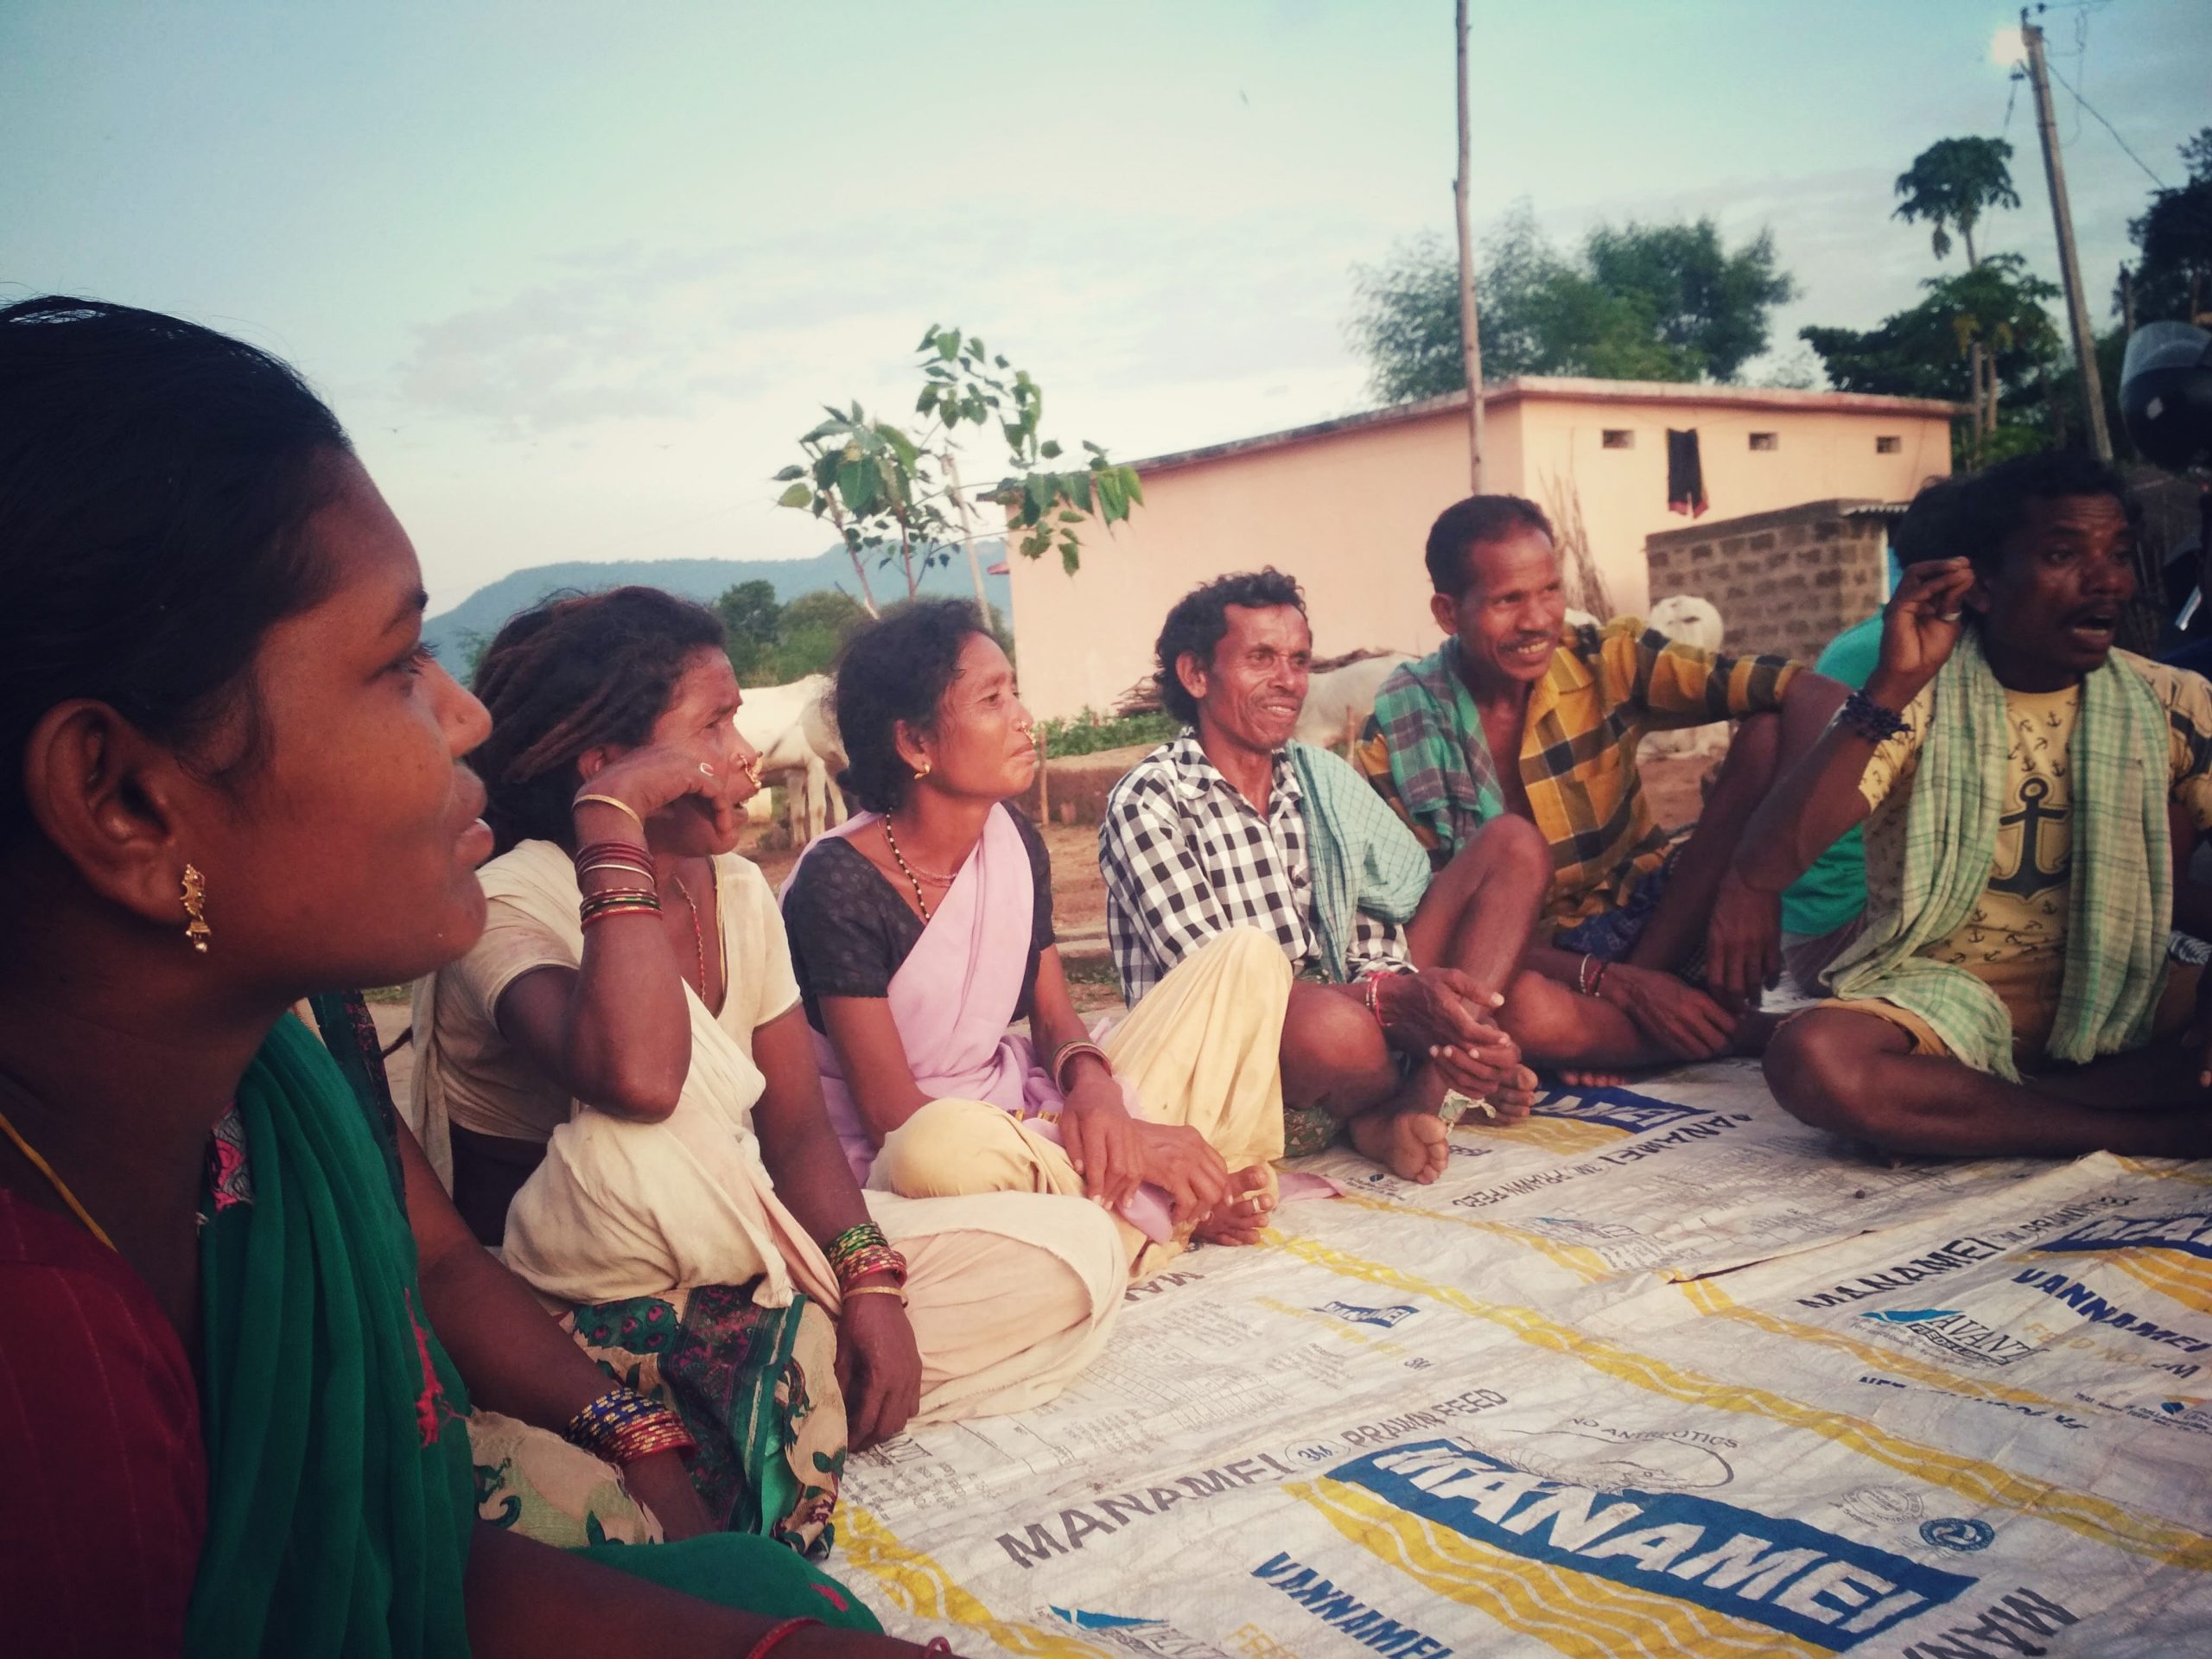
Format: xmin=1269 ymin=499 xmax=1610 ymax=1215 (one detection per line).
xmin=1643 ymin=498 xmax=1890 ymax=661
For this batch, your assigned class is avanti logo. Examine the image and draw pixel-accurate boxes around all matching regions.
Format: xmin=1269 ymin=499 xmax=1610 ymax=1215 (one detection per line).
xmin=1328 ymin=1439 xmax=1974 ymax=1649
xmin=1045 ymin=1607 xmax=1236 ymax=1659
xmin=1858 ymin=1307 xmax=2039 ymax=1369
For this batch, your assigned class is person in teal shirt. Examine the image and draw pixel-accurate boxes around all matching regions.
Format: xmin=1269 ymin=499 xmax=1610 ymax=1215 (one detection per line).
xmin=1778 ymin=483 xmax=1960 ymax=987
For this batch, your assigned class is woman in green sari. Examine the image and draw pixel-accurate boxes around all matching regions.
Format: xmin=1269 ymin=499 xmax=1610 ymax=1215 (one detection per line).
xmin=0 ymin=298 xmax=941 ymax=1656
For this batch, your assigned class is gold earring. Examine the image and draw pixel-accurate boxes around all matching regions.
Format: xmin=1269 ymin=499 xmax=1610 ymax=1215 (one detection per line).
xmin=914 ymin=760 xmax=932 ymax=779
xmin=181 ymin=863 xmax=211 ymax=954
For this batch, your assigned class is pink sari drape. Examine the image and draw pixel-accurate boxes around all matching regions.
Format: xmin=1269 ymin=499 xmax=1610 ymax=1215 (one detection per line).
xmin=785 ymin=804 xmax=1172 ymax=1241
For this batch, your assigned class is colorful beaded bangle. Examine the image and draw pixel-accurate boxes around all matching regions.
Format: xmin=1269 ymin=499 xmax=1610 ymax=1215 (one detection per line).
xmin=825 ymin=1219 xmax=887 ymax=1259
xmin=603 ymin=1414 xmax=696 ymax=1465
xmin=563 ymin=1388 xmax=693 ymax=1465
xmin=835 ymin=1243 xmax=908 ymax=1287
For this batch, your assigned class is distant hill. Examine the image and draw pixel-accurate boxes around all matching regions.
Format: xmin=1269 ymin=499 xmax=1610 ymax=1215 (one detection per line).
xmin=423 ymin=543 xmax=1011 ymax=663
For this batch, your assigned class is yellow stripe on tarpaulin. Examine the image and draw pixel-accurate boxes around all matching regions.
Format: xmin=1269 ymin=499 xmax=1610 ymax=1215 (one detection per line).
xmin=1292 ymin=1476 xmax=1828 ymax=1658
xmin=839 ymin=1503 xmax=1113 ymax=1658
xmin=1330 ymin=1191 xmax=1614 ymax=1282
xmin=1456 ymin=1116 xmax=1622 ymax=1158
xmin=2111 ymin=1157 xmax=2212 ymax=1188
xmin=1268 ymin=1230 xmax=2212 ymax=1570
xmin=1673 ymin=1276 xmax=2103 ymax=1417
xmin=2065 ymin=1249 xmax=2212 ymax=1318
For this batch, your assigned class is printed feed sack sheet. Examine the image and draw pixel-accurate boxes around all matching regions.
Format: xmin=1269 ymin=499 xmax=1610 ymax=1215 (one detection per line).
xmin=836 ymin=1059 xmax=2212 ymax=1657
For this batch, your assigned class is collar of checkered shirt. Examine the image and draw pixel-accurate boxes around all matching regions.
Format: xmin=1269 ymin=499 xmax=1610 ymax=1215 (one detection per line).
xmin=1157 ymin=731 xmax=1302 ymax=810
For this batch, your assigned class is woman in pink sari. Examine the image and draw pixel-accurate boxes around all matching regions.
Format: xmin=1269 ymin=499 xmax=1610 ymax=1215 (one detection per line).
xmin=783 ymin=601 xmax=1294 ymax=1271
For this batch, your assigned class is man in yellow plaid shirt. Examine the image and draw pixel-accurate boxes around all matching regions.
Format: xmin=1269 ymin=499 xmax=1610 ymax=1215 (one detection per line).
xmin=1357 ymin=495 xmax=1844 ymax=1077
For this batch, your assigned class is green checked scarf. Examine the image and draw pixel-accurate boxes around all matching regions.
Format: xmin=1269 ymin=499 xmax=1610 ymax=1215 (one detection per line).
xmin=1822 ymin=627 xmax=2171 ymax=1080
xmin=1369 ymin=639 xmax=1507 ymax=854
xmin=1287 ymin=740 xmax=1433 ymax=983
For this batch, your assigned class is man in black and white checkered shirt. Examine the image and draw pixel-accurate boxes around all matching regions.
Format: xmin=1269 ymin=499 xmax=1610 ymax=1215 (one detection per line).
xmin=1100 ymin=570 xmax=1548 ymax=1183
xmin=1102 ymin=731 xmax=1413 ymax=1001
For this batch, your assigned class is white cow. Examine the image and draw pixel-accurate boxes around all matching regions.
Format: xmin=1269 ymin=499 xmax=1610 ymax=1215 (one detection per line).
xmin=1294 ymin=652 xmax=1416 ymax=751
xmin=1637 ymin=594 xmax=1731 ymax=760
xmin=734 ymin=675 xmax=848 ymax=843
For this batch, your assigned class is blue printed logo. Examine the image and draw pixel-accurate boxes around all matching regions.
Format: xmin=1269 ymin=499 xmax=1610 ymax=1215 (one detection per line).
xmin=2040 ymin=1211 xmax=2212 ymax=1262
xmin=1328 ymin=1439 xmax=1974 ymax=1649
xmin=1533 ymin=1085 xmax=1707 ymax=1135
xmin=1316 ymin=1301 xmax=1420 ymax=1329
xmin=1919 ymin=1518 xmax=1994 ymax=1553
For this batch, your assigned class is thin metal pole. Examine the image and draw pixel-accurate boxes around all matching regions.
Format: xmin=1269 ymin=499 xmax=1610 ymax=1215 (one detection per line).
xmin=1453 ymin=0 xmax=1484 ymax=492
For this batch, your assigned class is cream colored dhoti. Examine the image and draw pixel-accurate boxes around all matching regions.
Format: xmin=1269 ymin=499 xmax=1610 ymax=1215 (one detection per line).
xmin=874 ymin=927 xmax=1293 ymax=1275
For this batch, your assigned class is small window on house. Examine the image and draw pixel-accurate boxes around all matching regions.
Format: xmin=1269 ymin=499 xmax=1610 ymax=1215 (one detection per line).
xmin=1601 ymin=429 xmax=1634 ymax=449
xmin=1748 ymin=432 xmax=1778 ymax=451
xmin=1876 ymin=435 xmax=1902 ymax=454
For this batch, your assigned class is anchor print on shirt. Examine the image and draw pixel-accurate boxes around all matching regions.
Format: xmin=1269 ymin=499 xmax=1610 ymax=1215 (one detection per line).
xmin=1988 ymin=773 xmax=2069 ymax=899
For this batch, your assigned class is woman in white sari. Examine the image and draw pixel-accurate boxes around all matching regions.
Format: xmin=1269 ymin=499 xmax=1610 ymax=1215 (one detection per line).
xmin=411 ymin=588 xmax=1121 ymax=1551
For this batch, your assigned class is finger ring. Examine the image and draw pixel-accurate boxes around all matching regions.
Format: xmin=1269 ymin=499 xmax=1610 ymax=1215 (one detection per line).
xmin=698 ymin=761 xmax=715 ymax=777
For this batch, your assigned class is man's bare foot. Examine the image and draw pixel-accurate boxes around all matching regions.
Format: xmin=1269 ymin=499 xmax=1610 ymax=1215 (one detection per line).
xmin=1193 ymin=1165 xmax=1275 ymax=1245
xmin=1347 ymin=1105 xmax=1451 ymax=1184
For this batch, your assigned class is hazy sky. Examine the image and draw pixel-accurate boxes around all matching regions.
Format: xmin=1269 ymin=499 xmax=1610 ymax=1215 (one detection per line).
xmin=4 ymin=0 xmax=2205 ymax=610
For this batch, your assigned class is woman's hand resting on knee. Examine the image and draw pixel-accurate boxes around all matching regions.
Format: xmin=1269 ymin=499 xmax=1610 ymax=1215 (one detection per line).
xmin=836 ymin=1288 xmax=923 ymax=1451
xmin=1060 ymin=1072 xmax=1147 ymax=1210
xmin=1136 ymin=1122 xmax=1230 ymax=1226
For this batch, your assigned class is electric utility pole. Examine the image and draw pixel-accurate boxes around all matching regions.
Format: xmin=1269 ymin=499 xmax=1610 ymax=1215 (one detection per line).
xmin=2021 ymin=10 xmax=2113 ymax=461
xmin=1453 ymin=0 xmax=1484 ymax=492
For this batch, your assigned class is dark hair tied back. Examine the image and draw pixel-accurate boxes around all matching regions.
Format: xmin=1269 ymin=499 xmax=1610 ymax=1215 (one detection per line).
xmin=0 ymin=296 xmax=353 ymax=842
xmin=471 ymin=586 xmax=727 ymax=852
xmin=835 ymin=599 xmax=988 ymax=814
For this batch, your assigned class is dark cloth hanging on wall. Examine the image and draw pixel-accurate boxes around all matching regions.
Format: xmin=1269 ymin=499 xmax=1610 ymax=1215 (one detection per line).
xmin=1667 ymin=428 xmax=1707 ymax=518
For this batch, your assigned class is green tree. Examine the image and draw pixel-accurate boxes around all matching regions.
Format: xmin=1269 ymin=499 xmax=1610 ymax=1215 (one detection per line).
xmin=1892 ymin=137 xmax=2022 ymax=453
xmin=768 ymin=588 xmax=869 ymax=682
xmin=1892 ymin=137 xmax=2021 ymax=268
xmin=773 ymin=326 xmax=1143 ymax=612
xmin=1583 ymin=219 xmax=1794 ymax=380
xmin=1347 ymin=204 xmax=1794 ymax=402
xmin=2124 ymin=127 xmax=2212 ymax=322
xmin=1801 ymin=253 xmax=2061 ymax=465
xmin=714 ymin=578 xmax=781 ymax=682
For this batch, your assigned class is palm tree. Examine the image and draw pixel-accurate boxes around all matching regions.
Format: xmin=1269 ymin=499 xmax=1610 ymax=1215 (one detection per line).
xmin=1894 ymin=137 xmax=2023 ymax=452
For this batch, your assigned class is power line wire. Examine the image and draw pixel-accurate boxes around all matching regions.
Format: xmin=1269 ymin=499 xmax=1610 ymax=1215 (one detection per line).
xmin=2044 ymin=56 xmax=2170 ymax=188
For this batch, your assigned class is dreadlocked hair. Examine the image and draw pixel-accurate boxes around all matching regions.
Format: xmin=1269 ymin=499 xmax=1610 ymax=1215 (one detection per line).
xmin=470 ymin=585 xmax=728 ymax=854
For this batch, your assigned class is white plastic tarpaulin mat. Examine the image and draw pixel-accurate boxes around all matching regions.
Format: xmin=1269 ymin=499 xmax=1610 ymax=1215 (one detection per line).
xmin=836 ymin=1059 xmax=2212 ymax=1657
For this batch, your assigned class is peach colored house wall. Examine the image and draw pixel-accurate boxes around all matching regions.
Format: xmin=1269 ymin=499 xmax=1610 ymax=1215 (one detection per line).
xmin=1007 ymin=380 xmax=1955 ymax=721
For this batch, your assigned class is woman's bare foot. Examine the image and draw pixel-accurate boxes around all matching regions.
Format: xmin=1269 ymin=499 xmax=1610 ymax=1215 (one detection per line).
xmin=1347 ymin=1105 xmax=1451 ymax=1184
xmin=1194 ymin=1165 xmax=1276 ymax=1245
xmin=1484 ymin=1065 xmax=1542 ymax=1122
